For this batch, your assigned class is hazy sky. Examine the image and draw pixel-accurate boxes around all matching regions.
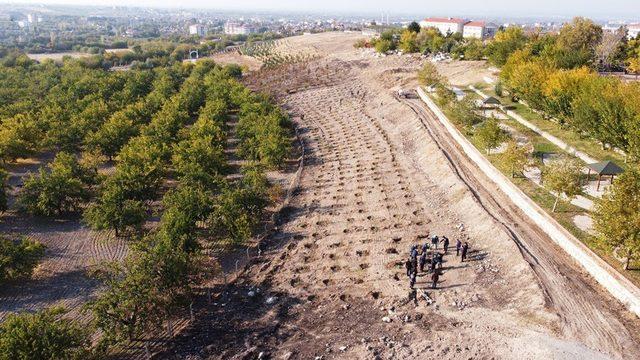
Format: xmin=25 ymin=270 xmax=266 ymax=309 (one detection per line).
xmin=3 ymin=0 xmax=640 ymax=18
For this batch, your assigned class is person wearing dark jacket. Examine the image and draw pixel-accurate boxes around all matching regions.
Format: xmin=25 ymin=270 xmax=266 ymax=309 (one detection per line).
xmin=461 ymin=242 xmax=469 ymax=262
xmin=442 ymin=236 xmax=450 ymax=254
xmin=456 ymin=239 xmax=462 ymax=256
xmin=419 ymin=252 xmax=427 ymax=272
xmin=431 ymin=270 xmax=440 ymax=289
xmin=431 ymin=235 xmax=439 ymax=249
xmin=405 ymin=258 xmax=412 ymax=277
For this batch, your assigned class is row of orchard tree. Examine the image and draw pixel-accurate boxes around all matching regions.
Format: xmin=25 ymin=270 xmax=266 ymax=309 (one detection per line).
xmin=0 ymin=56 xmax=291 ymax=356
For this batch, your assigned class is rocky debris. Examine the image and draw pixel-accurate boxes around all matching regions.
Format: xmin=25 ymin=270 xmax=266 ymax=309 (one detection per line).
xmin=382 ymin=316 xmax=392 ymax=323
xmin=265 ymin=296 xmax=278 ymax=305
xmin=420 ymin=290 xmax=434 ymax=305
xmin=452 ymin=299 xmax=467 ymax=310
xmin=339 ymin=345 xmax=348 ymax=351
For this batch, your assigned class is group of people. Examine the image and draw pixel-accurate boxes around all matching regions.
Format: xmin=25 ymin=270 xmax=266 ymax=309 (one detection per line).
xmin=404 ymin=235 xmax=470 ymax=290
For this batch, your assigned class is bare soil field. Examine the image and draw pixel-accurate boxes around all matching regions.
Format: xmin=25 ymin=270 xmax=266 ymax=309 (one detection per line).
xmin=160 ymin=32 xmax=640 ymax=360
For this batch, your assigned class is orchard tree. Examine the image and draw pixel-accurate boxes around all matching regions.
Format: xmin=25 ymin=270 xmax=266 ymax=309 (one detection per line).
xmin=19 ymin=152 xmax=94 ymax=217
xmin=0 ymin=307 xmax=92 ymax=360
xmin=475 ymin=117 xmax=505 ymax=154
xmin=114 ymin=136 xmax=167 ymax=201
xmin=500 ymin=141 xmax=529 ymax=177
xmin=543 ymin=157 xmax=583 ymax=212
xmin=83 ymin=179 xmax=147 ymax=237
xmin=89 ymin=232 xmax=203 ymax=346
xmin=85 ymin=111 xmax=139 ymax=161
xmin=172 ymin=135 xmax=227 ymax=185
xmin=0 ymin=113 xmax=43 ymax=163
xmin=593 ymin=167 xmax=640 ymax=270
xmin=158 ymin=185 xmax=212 ymax=252
xmin=0 ymin=236 xmax=45 ymax=284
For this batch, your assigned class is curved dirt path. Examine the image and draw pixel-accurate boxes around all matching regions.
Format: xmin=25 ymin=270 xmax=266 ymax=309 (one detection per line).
xmin=159 ymin=35 xmax=640 ymax=359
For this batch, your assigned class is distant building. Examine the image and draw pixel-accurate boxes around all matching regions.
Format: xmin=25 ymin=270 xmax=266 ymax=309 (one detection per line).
xmin=189 ymin=24 xmax=206 ymax=37
xmin=224 ymin=21 xmax=256 ymax=35
xmin=463 ymin=21 xmax=498 ymax=39
xmin=419 ymin=17 xmax=468 ymax=35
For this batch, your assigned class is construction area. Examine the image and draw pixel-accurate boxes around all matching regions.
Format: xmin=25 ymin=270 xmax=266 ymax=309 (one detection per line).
xmin=153 ymin=32 xmax=640 ymax=359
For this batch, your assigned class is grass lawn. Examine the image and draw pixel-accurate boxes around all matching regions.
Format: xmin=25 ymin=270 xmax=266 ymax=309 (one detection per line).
xmin=432 ymin=93 xmax=640 ymax=288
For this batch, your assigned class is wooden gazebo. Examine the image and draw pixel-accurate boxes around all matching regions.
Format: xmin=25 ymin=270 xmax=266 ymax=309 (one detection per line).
xmin=482 ymin=96 xmax=502 ymax=108
xmin=586 ymin=160 xmax=624 ymax=191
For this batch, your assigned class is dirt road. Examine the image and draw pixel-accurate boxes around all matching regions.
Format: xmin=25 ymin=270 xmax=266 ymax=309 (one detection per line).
xmin=160 ymin=33 xmax=640 ymax=360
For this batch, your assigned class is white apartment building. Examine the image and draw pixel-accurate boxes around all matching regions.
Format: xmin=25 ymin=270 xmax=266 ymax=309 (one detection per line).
xmin=189 ymin=24 xmax=206 ymax=37
xmin=419 ymin=17 xmax=467 ymax=35
xmin=224 ymin=21 xmax=257 ymax=35
xmin=463 ymin=21 xmax=498 ymax=39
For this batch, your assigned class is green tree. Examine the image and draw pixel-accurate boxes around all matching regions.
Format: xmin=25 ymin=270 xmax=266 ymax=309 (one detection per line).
xmin=449 ymin=97 xmax=483 ymax=127
xmin=593 ymin=167 xmax=640 ymax=270
xmin=543 ymin=157 xmax=583 ymax=212
xmin=158 ymin=185 xmax=212 ymax=252
xmin=434 ymin=85 xmax=455 ymax=107
xmin=399 ymin=30 xmax=418 ymax=53
xmin=500 ymin=141 xmax=529 ymax=177
xmin=89 ymin=232 xmax=203 ymax=347
xmin=19 ymin=152 xmax=93 ymax=217
xmin=374 ymin=39 xmax=394 ymax=54
xmin=475 ymin=117 xmax=505 ymax=154
xmin=0 ymin=236 xmax=45 ymax=284
xmin=486 ymin=27 xmax=527 ymax=66
xmin=85 ymin=111 xmax=139 ymax=161
xmin=83 ymin=179 xmax=147 ymax=237
xmin=407 ymin=21 xmax=421 ymax=34
xmin=555 ymin=17 xmax=603 ymax=69
xmin=417 ymin=62 xmax=442 ymax=87
xmin=172 ymin=135 xmax=227 ymax=185
xmin=0 ymin=114 xmax=43 ymax=163
xmin=0 ymin=307 xmax=92 ymax=360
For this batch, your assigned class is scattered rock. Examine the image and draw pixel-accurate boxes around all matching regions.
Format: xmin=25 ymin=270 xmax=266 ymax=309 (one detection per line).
xmin=339 ymin=346 xmax=348 ymax=351
xmin=265 ymin=296 xmax=278 ymax=305
xmin=382 ymin=316 xmax=392 ymax=323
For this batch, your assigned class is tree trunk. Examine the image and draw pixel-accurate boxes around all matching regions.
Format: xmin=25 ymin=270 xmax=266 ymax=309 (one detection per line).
xmin=552 ymin=196 xmax=559 ymax=213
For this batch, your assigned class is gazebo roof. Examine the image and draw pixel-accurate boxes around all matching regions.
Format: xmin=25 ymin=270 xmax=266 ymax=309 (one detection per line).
xmin=482 ymin=96 xmax=501 ymax=105
xmin=586 ymin=160 xmax=624 ymax=175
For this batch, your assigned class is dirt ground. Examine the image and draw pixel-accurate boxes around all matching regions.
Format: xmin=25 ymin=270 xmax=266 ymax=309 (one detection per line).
xmin=160 ymin=32 xmax=640 ymax=360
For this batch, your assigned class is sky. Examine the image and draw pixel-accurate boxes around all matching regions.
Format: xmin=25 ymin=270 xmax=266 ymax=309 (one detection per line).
xmin=2 ymin=0 xmax=640 ymax=19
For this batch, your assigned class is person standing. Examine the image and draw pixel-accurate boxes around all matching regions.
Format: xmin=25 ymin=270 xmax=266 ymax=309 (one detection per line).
xmin=431 ymin=235 xmax=439 ymax=250
xmin=431 ymin=269 xmax=440 ymax=289
xmin=419 ymin=251 xmax=427 ymax=273
xmin=409 ymin=272 xmax=417 ymax=289
xmin=455 ymin=239 xmax=462 ymax=256
xmin=405 ymin=257 xmax=412 ymax=277
xmin=411 ymin=256 xmax=418 ymax=276
xmin=410 ymin=245 xmax=418 ymax=260
xmin=461 ymin=242 xmax=469 ymax=262
xmin=442 ymin=236 xmax=450 ymax=254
